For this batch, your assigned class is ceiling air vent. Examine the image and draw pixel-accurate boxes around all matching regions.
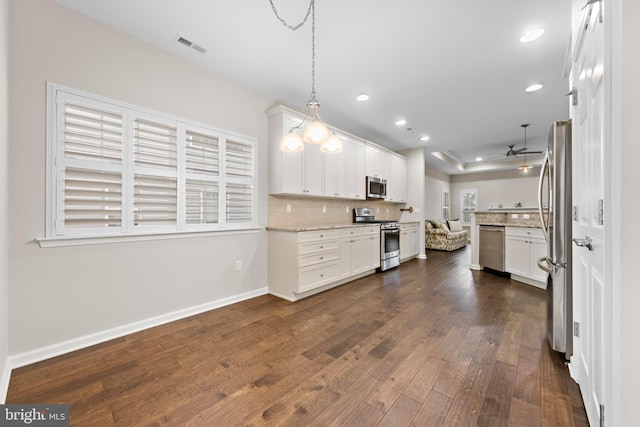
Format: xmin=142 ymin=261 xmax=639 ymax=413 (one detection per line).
xmin=176 ymin=35 xmax=207 ymax=54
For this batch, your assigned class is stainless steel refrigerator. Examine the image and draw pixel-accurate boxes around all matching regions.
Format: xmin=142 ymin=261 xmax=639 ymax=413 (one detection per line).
xmin=537 ymin=120 xmax=572 ymax=359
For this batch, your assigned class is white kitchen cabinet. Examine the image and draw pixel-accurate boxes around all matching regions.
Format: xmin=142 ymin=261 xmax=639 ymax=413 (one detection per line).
xmin=339 ymin=225 xmax=380 ymax=278
xmin=268 ymin=225 xmax=380 ymax=301
xmin=386 ymin=154 xmax=408 ymax=203
xmin=399 ymin=222 xmax=420 ymax=261
xmin=268 ymin=107 xmax=324 ymax=196
xmin=365 ymin=144 xmax=390 ymax=180
xmin=505 ymin=227 xmax=547 ymax=287
xmin=361 ymin=229 xmax=381 ymax=271
xmin=324 ymin=133 xmax=365 ymax=199
xmin=346 ymin=138 xmax=366 ymax=200
xmin=269 ymin=105 xmax=371 ymax=199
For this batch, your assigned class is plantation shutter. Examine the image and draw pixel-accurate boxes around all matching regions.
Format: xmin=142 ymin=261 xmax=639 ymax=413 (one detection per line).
xmin=184 ymin=129 xmax=220 ymax=225
xmin=225 ymin=139 xmax=254 ymax=224
xmin=60 ymin=99 xmax=123 ymax=232
xmin=133 ymin=117 xmax=178 ymax=226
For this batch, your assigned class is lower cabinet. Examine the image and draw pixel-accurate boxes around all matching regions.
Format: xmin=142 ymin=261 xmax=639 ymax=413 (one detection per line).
xmin=399 ymin=222 xmax=420 ymax=262
xmin=505 ymin=227 xmax=547 ymax=287
xmin=268 ymin=225 xmax=380 ymax=301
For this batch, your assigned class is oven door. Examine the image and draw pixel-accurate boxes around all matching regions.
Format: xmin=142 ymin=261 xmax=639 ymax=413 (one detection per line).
xmin=381 ymin=228 xmax=400 ymax=260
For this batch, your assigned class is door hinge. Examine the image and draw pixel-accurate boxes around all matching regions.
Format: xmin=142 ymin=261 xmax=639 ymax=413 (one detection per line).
xmin=566 ymin=87 xmax=578 ymax=106
xmin=574 ymin=321 xmax=580 ymax=337
xmin=598 ymin=199 xmax=604 ymax=225
xmin=600 ymin=404 xmax=605 ymax=427
xmin=573 ymin=205 xmax=579 ymax=221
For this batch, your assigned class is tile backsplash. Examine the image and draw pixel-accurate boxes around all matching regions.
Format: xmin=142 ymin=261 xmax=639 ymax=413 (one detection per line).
xmin=268 ymin=195 xmax=403 ymax=228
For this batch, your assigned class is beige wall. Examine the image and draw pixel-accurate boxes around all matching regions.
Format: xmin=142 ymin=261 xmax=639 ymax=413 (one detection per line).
xmin=450 ymin=168 xmax=541 ymax=216
xmin=0 ymin=0 xmax=9 ymax=400
xmin=8 ymin=0 xmax=272 ymax=357
xmin=424 ymin=167 xmax=450 ymax=220
xmin=618 ymin=0 xmax=640 ymax=423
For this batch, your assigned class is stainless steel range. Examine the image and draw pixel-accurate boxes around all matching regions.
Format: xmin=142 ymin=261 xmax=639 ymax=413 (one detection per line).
xmin=353 ymin=208 xmax=400 ymax=272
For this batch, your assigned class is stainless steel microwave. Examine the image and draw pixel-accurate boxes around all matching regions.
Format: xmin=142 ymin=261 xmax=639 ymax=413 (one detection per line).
xmin=366 ymin=176 xmax=387 ymax=199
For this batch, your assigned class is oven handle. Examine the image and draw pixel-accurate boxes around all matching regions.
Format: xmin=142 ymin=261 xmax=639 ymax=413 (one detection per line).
xmin=383 ymin=228 xmax=400 ymax=234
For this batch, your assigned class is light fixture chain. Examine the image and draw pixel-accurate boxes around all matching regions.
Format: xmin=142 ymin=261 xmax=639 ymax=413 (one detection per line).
xmin=268 ymin=0 xmax=314 ymax=31
xmin=310 ymin=0 xmax=316 ymax=101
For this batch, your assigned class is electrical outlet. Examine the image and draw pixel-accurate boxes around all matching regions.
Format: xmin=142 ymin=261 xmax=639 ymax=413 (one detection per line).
xmin=523 ymin=214 xmax=530 ymax=219
xmin=286 ymin=204 xmax=291 ymax=213
xmin=322 ymin=205 xmax=326 ymax=213
xmin=345 ymin=206 xmax=349 ymax=213
xmin=512 ymin=214 xmax=518 ymax=219
xmin=235 ymin=260 xmax=242 ymax=271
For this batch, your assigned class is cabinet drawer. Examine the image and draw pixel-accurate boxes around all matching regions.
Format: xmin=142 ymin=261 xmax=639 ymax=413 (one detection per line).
xmin=399 ymin=223 xmax=418 ymax=231
xmin=299 ymin=250 xmax=339 ymax=268
xmin=298 ymin=261 xmax=339 ymax=293
xmin=505 ymin=227 xmax=544 ymax=239
xmin=298 ymin=229 xmax=340 ymax=243
xmin=340 ymin=227 xmax=363 ymax=238
xmin=298 ymin=239 xmax=339 ymax=255
xmin=360 ymin=225 xmax=380 ymax=235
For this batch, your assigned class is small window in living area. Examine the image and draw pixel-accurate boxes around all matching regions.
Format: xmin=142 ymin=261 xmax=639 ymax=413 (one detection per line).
xmin=46 ymin=83 xmax=257 ymax=242
xmin=460 ymin=189 xmax=478 ymax=225
xmin=441 ymin=189 xmax=450 ymax=221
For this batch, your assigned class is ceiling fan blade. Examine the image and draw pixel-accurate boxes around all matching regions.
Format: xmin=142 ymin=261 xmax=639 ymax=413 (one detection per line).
xmin=522 ymin=150 xmax=543 ymax=154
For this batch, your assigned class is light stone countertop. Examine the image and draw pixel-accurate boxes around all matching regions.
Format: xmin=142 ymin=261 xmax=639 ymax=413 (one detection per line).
xmin=266 ymin=223 xmax=382 ymax=232
xmin=477 ymin=222 xmax=542 ymax=229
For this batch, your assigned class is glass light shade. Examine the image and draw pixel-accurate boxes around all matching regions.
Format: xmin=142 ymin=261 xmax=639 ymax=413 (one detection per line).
xmin=281 ymin=132 xmax=304 ymax=152
xmin=302 ymin=120 xmax=329 ymax=144
xmin=518 ymin=163 xmax=531 ymax=172
xmin=320 ymin=133 xmax=343 ymax=153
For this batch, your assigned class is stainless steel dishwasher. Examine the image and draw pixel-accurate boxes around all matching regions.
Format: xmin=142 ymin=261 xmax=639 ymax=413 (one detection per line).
xmin=479 ymin=225 xmax=505 ymax=272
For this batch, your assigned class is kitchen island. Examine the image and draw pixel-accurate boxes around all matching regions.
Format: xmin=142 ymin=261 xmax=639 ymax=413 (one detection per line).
xmin=470 ymin=210 xmax=547 ymax=288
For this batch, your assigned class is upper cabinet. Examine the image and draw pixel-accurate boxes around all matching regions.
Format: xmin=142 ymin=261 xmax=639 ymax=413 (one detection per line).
xmin=386 ymin=154 xmax=408 ymax=203
xmin=268 ymin=109 xmax=323 ymax=196
xmin=324 ymin=134 xmax=366 ymax=199
xmin=365 ymin=144 xmax=390 ymax=179
xmin=267 ymin=105 xmax=405 ymax=202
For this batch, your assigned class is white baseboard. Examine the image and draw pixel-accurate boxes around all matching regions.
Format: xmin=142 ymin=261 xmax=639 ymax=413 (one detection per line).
xmin=0 ymin=359 xmax=10 ymax=404
xmin=6 ymin=287 xmax=268 ymax=373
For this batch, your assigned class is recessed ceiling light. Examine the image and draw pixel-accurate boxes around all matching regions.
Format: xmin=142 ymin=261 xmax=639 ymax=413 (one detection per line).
xmin=476 ymin=157 xmax=483 ymax=162
xmin=525 ymin=83 xmax=543 ymax=92
xmin=356 ymin=94 xmax=369 ymax=102
xmin=395 ymin=119 xmax=406 ymax=126
xmin=419 ymin=136 xmax=430 ymax=142
xmin=520 ymin=28 xmax=545 ymax=43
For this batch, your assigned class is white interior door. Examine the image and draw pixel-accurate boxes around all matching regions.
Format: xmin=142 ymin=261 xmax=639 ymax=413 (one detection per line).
xmin=570 ymin=1 xmax=610 ymax=426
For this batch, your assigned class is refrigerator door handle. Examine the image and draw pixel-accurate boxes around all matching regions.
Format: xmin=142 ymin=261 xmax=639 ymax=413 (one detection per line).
xmin=537 ymin=257 xmax=552 ymax=274
xmin=538 ymin=150 xmax=550 ymax=241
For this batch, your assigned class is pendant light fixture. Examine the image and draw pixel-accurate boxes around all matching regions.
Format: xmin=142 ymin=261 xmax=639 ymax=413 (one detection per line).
xmin=518 ymin=123 xmax=532 ymax=172
xmin=269 ymin=0 xmax=341 ymax=153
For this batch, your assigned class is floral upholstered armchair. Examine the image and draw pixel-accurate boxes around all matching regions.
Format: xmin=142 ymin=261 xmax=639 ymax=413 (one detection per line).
xmin=425 ymin=219 xmax=468 ymax=251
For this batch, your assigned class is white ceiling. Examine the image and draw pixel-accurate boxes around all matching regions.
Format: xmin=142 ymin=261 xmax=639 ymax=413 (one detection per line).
xmin=53 ymin=0 xmax=571 ymax=175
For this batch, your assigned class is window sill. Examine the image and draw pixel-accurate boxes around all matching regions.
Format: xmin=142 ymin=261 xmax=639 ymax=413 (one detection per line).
xmin=37 ymin=227 xmax=263 ymax=248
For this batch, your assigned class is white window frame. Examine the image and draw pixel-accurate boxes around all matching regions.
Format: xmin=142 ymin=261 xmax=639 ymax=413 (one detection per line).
xmin=460 ymin=188 xmax=478 ymax=225
xmin=441 ymin=189 xmax=450 ymax=221
xmin=42 ymin=83 xmax=258 ymax=246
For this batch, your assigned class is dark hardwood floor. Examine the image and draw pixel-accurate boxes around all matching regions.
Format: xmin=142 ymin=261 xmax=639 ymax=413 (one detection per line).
xmin=7 ymin=247 xmax=588 ymax=426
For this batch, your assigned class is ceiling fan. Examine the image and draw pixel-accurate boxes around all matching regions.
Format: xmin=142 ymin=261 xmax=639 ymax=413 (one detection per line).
xmin=487 ymin=124 xmax=543 ymax=160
